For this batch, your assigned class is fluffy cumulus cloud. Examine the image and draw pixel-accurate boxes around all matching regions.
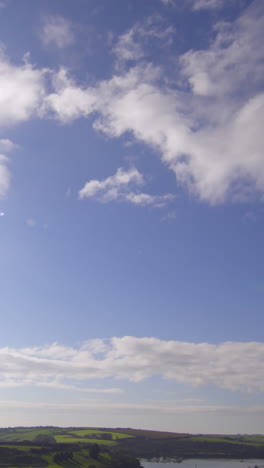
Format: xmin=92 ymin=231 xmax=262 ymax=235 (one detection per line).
xmin=42 ymin=1 xmax=264 ymax=204
xmin=79 ymin=167 xmax=174 ymax=207
xmin=40 ymin=15 xmax=75 ymax=48
xmin=1 ymin=2 xmax=264 ymax=205
xmin=2 ymin=337 xmax=264 ymax=393
xmin=0 ymin=50 xmax=46 ymax=127
xmin=44 ymin=68 xmax=97 ymax=123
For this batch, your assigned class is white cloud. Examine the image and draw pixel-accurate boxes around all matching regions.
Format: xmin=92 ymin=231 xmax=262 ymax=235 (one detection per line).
xmin=180 ymin=4 xmax=264 ymax=98
xmin=45 ymin=1 xmax=264 ymax=205
xmin=161 ymin=0 xmax=234 ymax=9
xmin=79 ymin=167 xmax=143 ymax=198
xmin=0 ymin=139 xmax=18 ymax=198
xmin=2 ymin=337 xmax=264 ymax=393
xmin=160 ymin=0 xmax=176 ymax=5
xmin=34 ymin=380 xmax=123 ymax=394
xmin=113 ymin=16 xmax=175 ymax=63
xmin=79 ymin=167 xmax=174 ymax=207
xmin=114 ymin=29 xmax=144 ymax=62
xmin=125 ymin=192 xmax=174 ymax=207
xmin=192 ymin=0 xmax=229 ymax=10
xmin=0 ymin=49 xmax=46 ymax=127
xmin=45 ymin=68 xmax=96 ymax=123
xmin=0 ymin=155 xmax=10 ymax=198
xmin=0 ymin=3 xmax=262 ymax=206
xmin=0 ymin=139 xmax=18 ymax=152
xmin=40 ymin=15 xmax=75 ymax=49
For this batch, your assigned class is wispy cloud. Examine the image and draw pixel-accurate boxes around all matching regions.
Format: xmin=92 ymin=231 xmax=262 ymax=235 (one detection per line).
xmin=40 ymin=15 xmax=75 ymax=49
xmin=113 ymin=15 xmax=175 ymax=63
xmin=191 ymin=0 xmax=233 ymax=10
xmin=161 ymin=0 xmax=236 ymax=10
xmin=0 ymin=155 xmax=10 ymax=198
xmin=113 ymin=29 xmax=144 ymax=63
xmin=0 ymin=399 xmax=227 ymax=414
xmin=34 ymin=381 xmax=123 ymax=394
xmin=79 ymin=167 xmax=174 ymax=208
xmin=2 ymin=337 xmax=264 ymax=392
xmin=160 ymin=0 xmax=176 ymax=5
xmin=1 ymin=398 xmax=263 ymax=416
xmin=79 ymin=167 xmax=144 ymax=199
xmin=0 ymin=139 xmax=18 ymax=153
xmin=0 ymin=139 xmax=18 ymax=198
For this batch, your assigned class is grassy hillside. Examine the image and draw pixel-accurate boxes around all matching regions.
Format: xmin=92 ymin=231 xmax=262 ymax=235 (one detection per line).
xmin=111 ymin=429 xmax=189 ymax=439
xmin=0 ymin=443 xmax=115 ymax=468
xmin=118 ymin=432 xmax=264 ymax=459
xmin=1 ymin=427 xmax=264 ymax=467
xmin=0 ymin=427 xmax=132 ymax=444
xmin=0 ymin=427 xmax=140 ymax=468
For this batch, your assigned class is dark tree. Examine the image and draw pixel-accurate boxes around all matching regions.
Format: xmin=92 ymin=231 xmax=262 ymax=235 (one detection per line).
xmin=101 ymin=433 xmax=112 ymax=440
xmin=110 ymin=451 xmax=141 ymax=468
xmin=90 ymin=443 xmax=100 ymax=460
xmin=34 ymin=434 xmax=56 ymax=445
xmin=53 ymin=451 xmax=73 ymax=463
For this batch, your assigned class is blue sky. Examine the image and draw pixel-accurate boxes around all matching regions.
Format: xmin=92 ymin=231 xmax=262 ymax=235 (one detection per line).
xmin=0 ymin=0 xmax=264 ymax=433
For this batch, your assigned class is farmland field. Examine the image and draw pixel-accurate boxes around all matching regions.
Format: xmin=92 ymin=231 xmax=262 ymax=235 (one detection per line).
xmin=54 ymin=435 xmax=116 ymax=445
xmin=1 ymin=427 xmax=264 ymax=468
xmin=68 ymin=429 xmax=132 ymax=439
xmin=0 ymin=427 xmax=133 ymax=443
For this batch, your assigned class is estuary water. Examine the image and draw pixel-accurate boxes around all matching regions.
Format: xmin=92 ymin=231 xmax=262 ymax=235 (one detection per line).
xmin=141 ymin=460 xmax=264 ymax=468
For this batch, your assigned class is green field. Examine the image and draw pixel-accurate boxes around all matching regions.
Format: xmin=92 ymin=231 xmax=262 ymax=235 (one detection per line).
xmin=232 ymin=435 xmax=264 ymax=443
xmin=1 ymin=426 xmax=264 ymax=467
xmin=0 ymin=444 xmax=114 ymax=468
xmin=189 ymin=435 xmax=264 ymax=446
xmin=68 ymin=429 xmax=132 ymax=439
xmin=0 ymin=427 xmax=59 ymax=442
xmin=0 ymin=427 xmax=133 ymax=444
xmin=54 ymin=435 xmax=115 ymax=445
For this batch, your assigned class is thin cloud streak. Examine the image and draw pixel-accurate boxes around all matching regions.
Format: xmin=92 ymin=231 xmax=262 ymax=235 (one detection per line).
xmin=2 ymin=398 xmax=264 ymax=418
xmin=161 ymin=0 xmax=236 ymax=10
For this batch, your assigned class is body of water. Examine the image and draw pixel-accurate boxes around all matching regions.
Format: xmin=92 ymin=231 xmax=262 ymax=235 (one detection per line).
xmin=142 ymin=460 xmax=264 ymax=468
